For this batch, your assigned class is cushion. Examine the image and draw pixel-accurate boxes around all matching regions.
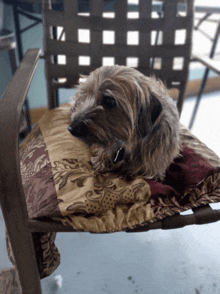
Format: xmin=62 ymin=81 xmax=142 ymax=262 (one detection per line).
xmin=20 ymin=104 xmax=220 ymax=233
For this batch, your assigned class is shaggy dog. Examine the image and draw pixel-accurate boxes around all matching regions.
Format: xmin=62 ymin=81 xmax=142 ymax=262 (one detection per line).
xmin=68 ymin=65 xmax=181 ymax=181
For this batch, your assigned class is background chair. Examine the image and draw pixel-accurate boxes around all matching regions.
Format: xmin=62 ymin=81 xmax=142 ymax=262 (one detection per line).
xmin=0 ymin=0 xmax=16 ymax=74
xmin=0 ymin=0 xmax=32 ymax=135
xmin=189 ymin=13 xmax=220 ymax=129
xmin=2 ymin=1 xmax=220 ymax=293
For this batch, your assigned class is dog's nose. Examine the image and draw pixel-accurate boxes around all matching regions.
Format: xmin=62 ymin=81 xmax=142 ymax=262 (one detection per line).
xmin=68 ymin=121 xmax=88 ymax=138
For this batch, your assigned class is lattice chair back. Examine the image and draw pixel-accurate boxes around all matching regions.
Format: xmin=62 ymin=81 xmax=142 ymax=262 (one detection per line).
xmin=42 ymin=0 xmax=194 ymax=113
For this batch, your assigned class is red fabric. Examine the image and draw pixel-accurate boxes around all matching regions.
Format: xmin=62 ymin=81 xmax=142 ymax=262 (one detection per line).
xmin=146 ymin=145 xmax=216 ymax=203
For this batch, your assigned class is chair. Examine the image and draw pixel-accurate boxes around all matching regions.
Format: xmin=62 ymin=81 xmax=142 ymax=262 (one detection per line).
xmin=43 ymin=0 xmax=193 ymax=113
xmin=189 ymin=12 xmax=220 ymax=129
xmin=1 ymin=1 xmax=220 ymax=293
xmin=0 ymin=0 xmax=31 ymax=135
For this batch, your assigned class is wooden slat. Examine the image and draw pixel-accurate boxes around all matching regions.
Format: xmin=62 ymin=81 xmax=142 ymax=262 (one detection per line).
xmin=126 ymin=206 xmax=220 ymax=233
xmin=46 ymin=63 xmax=189 ymax=91
xmin=44 ymin=14 xmax=188 ymax=32
xmin=28 ymin=206 xmax=220 ymax=233
xmin=192 ymin=205 xmax=220 ymax=225
xmin=90 ymin=0 xmax=103 ymax=67
xmin=162 ymin=1 xmax=177 ymax=74
xmin=90 ymin=0 xmax=103 ymax=16
xmin=63 ymin=0 xmax=78 ymax=15
xmin=185 ymin=0 xmax=194 ymax=46
xmin=63 ymin=0 xmax=78 ymax=43
xmin=42 ymin=0 xmax=56 ymax=109
xmin=115 ymin=0 xmax=127 ymax=65
xmin=139 ymin=0 xmax=151 ymax=67
xmin=30 ymin=75 xmax=220 ymax=124
xmin=28 ymin=219 xmax=78 ymax=232
xmin=63 ymin=0 xmax=79 ymax=86
xmin=42 ymin=0 xmax=194 ymax=122
xmin=43 ymin=9 xmax=65 ymax=26
xmin=139 ymin=0 xmax=152 ymax=18
xmin=46 ymin=38 xmax=190 ymax=58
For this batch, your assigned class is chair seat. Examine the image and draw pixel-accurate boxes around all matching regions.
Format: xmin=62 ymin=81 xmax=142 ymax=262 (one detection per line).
xmin=19 ymin=104 xmax=220 ymax=233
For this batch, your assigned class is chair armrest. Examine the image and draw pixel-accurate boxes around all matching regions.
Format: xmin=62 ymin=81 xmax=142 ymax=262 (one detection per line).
xmin=192 ymin=53 xmax=220 ymax=75
xmin=0 ymin=48 xmax=41 ymax=221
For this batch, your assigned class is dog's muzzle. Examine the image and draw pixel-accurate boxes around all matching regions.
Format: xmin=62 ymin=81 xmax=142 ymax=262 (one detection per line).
xmin=69 ymin=122 xmax=126 ymax=164
xmin=68 ymin=121 xmax=89 ymax=138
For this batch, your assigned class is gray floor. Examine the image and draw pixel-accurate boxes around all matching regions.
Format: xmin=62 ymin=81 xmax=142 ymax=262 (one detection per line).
xmin=1 ymin=92 xmax=220 ymax=294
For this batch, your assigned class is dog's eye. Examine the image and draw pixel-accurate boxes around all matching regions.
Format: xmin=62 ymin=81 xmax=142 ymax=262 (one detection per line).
xmin=101 ymin=95 xmax=116 ymax=109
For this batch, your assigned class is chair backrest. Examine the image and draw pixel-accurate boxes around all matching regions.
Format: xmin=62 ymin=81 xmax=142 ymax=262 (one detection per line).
xmin=42 ymin=0 xmax=194 ymax=113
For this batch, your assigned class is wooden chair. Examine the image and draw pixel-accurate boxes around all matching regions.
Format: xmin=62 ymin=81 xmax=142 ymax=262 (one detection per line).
xmin=2 ymin=1 xmax=220 ymax=293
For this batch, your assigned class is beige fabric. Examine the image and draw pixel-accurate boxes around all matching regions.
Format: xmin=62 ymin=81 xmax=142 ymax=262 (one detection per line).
xmin=33 ymin=104 xmax=220 ymax=233
xmin=180 ymin=125 xmax=220 ymax=171
xmin=39 ymin=104 xmax=153 ymax=230
xmin=0 ymin=267 xmax=22 ymax=294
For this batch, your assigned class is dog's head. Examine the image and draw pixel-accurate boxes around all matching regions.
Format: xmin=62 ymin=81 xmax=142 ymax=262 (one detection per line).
xmin=69 ymin=65 xmax=180 ymax=180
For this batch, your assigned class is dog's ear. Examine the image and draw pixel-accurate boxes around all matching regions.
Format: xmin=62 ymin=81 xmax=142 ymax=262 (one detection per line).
xmin=138 ymin=95 xmax=162 ymax=138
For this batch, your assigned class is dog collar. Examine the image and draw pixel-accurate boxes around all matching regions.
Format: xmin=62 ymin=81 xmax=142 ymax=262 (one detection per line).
xmin=114 ymin=147 xmax=125 ymax=163
xmin=114 ymin=140 xmax=125 ymax=163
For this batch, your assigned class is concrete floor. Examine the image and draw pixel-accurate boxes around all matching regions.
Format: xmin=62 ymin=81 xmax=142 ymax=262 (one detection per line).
xmin=1 ymin=92 xmax=220 ymax=294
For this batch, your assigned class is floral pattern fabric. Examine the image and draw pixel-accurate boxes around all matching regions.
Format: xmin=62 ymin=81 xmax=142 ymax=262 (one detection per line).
xmin=20 ymin=125 xmax=62 ymax=218
xmin=19 ymin=104 xmax=220 ymax=233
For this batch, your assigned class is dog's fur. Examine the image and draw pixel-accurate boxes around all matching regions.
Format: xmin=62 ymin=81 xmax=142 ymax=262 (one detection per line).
xmin=69 ymin=65 xmax=181 ymax=181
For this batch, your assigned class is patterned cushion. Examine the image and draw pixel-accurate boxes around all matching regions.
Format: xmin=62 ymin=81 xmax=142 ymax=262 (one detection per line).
xmin=20 ymin=104 xmax=220 ymax=233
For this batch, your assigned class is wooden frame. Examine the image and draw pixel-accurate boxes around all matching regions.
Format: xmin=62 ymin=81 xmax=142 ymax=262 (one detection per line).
xmin=1 ymin=1 xmax=220 ymax=293
xmin=0 ymin=48 xmax=42 ymax=294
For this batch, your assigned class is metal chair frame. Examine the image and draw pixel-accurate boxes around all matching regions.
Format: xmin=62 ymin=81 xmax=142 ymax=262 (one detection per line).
xmin=2 ymin=1 xmax=220 ymax=293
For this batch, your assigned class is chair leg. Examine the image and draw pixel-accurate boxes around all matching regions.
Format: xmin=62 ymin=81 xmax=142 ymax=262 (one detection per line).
xmin=5 ymin=222 xmax=42 ymax=294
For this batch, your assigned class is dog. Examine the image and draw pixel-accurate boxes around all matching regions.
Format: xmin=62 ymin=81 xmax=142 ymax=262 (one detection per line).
xmin=68 ymin=65 xmax=181 ymax=181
